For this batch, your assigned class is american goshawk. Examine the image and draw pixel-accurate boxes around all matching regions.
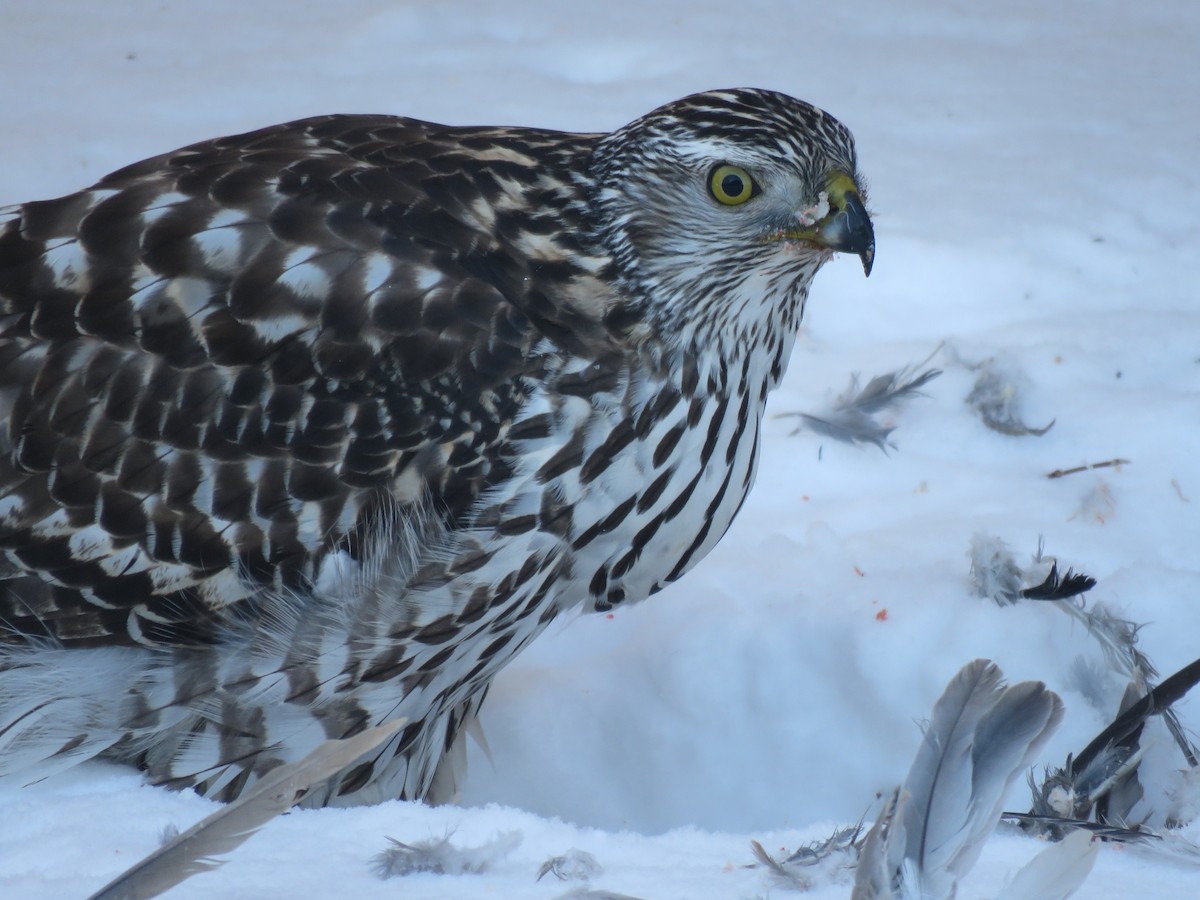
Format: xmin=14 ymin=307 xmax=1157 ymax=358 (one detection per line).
xmin=0 ymin=88 xmax=873 ymax=806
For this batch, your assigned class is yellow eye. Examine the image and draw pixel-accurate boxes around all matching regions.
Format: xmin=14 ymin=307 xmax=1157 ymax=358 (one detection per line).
xmin=708 ymin=164 xmax=758 ymax=206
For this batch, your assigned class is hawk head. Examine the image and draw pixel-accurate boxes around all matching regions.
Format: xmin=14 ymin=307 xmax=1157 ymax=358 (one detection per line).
xmin=588 ymin=88 xmax=873 ymax=341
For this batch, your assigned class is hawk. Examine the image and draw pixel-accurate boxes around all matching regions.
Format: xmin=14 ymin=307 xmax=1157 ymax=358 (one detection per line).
xmin=0 ymin=88 xmax=873 ymax=806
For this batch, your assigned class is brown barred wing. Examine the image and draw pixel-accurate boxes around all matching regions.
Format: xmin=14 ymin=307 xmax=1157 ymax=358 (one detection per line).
xmin=0 ymin=115 xmax=583 ymax=649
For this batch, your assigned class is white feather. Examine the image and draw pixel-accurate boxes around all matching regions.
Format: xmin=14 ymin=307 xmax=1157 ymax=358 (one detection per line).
xmin=995 ymin=830 xmax=1099 ymax=900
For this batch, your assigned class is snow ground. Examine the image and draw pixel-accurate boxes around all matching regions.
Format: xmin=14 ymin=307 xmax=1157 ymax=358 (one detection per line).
xmin=1 ymin=1 xmax=1199 ymax=897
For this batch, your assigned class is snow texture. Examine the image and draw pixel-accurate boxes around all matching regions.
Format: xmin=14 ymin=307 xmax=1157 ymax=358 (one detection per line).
xmin=2 ymin=2 xmax=1199 ymax=898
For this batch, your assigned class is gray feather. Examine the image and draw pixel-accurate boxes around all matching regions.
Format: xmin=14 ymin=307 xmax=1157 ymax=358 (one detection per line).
xmin=853 ymin=659 xmax=1064 ymax=900
xmin=750 ymin=839 xmax=813 ymax=890
xmin=371 ymin=830 xmax=522 ymax=879
xmin=784 ymin=365 xmax=940 ymax=450
xmin=86 ymin=720 xmax=404 ymax=900
xmin=961 ymin=356 xmax=1055 ymax=437
xmin=851 ymin=788 xmax=902 ymax=900
xmin=537 ymin=849 xmax=603 ymax=882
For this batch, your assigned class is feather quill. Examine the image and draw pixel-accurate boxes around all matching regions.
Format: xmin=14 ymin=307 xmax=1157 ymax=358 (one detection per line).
xmin=87 ymin=720 xmax=405 ymax=900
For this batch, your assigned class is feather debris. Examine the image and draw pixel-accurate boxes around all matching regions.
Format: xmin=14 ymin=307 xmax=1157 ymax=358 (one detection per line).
xmin=372 ymin=830 xmax=522 ymax=878
xmin=781 ymin=364 xmax=940 ymax=450
xmin=537 ymin=848 xmax=603 ymax=882
xmin=972 ymin=535 xmax=1200 ymax=768
xmin=852 ymin=659 xmax=1064 ymax=900
xmin=969 ymin=535 xmax=1096 ymax=606
xmin=1093 ymin=683 xmax=1147 ymax=826
xmin=959 ymin=355 xmax=1054 ymax=437
xmin=1019 ymin=563 xmax=1097 ymax=602
xmin=1166 ymin=765 xmax=1200 ymax=829
xmin=1021 ymin=655 xmax=1200 ymax=835
xmin=1134 ymin=830 xmax=1200 ymax=867
xmin=968 ymin=534 xmax=1028 ymax=606
xmin=1002 ymin=813 xmax=1200 ymax=870
xmin=1000 ymin=813 xmax=1158 ymax=843
xmin=87 ymin=719 xmax=405 ymax=900
xmin=750 ymin=840 xmax=813 ymax=890
xmin=1070 ymin=657 xmax=1200 ymax=777
xmin=748 ymin=821 xmax=862 ymax=890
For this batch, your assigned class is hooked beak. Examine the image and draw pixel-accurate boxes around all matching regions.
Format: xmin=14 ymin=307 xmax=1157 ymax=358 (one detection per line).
xmin=771 ymin=171 xmax=875 ymax=276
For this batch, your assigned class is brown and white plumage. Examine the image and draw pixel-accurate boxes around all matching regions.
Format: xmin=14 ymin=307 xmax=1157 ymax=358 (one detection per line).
xmin=0 ymin=88 xmax=873 ymax=805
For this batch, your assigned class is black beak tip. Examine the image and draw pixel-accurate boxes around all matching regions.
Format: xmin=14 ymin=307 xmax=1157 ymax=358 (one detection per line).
xmin=846 ymin=201 xmax=875 ymax=277
xmin=860 ymin=243 xmax=875 ymax=277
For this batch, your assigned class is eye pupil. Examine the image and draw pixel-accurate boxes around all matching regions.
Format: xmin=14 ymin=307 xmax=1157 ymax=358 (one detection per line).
xmin=721 ymin=173 xmax=744 ymax=197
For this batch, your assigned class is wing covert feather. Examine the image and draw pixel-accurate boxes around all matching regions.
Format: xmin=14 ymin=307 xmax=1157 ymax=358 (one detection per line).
xmin=0 ymin=115 xmax=605 ymax=648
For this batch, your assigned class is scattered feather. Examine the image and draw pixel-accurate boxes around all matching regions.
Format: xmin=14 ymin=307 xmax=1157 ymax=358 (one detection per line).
xmin=537 ymin=848 xmax=603 ymax=882
xmin=1131 ymin=829 xmax=1200 ymax=867
xmin=781 ymin=364 xmax=941 ymax=450
xmin=974 ymin=540 xmax=1152 ymax=696
xmin=87 ymin=720 xmax=405 ymax=900
xmin=1019 ymin=563 xmax=1097 ymax=601
xmin=372 ymin=830 xmax=521 ymax=878
xmin=969 ymin=535 xmax=1097 ymax=607
xmin=969 ymin=535 xmax=1198 ymax=765
xmin=1165 ymin=765 xmax=1200 ymax=828
xmin=1020 ymin=656 xmax=1200 ymax=835
xmin=1096 ymin=683 xmax=1147 ymax=826
xmin=968 ymin=533 xmax=1027 ymax=605
xmin=852 ymin=659 xmax=1064 ymax=900
xmin=750 ymin=839 xmax=814 ymax=890
xmin=1023 ymin=744 xmax=1148 ymax=835
xmin=851 ymin=789 xmax=902 ymax=900
xmin=1048 ymin=596 xmax=1148 ymax=682
xmin=1003 ymin=814 xmax=1200 ymax=869
xmin=780 ymin=822 xmax=864 ymax=868
xmin=993 ymin=829 xmax=1098 ymax=900
xmin=1000 ymin=814 xmax=1159 ymax=844
xmin=749 ymin=820 xmax=862 ymax=890
xmin=960 ymin=355 xmax=1054 ymax=436
xmin=1070 ymin=657 xmax=1200 ymax=786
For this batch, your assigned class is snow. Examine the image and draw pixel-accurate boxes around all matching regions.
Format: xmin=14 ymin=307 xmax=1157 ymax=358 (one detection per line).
xmin=2 ymin=1 xmax=1199 ymax=897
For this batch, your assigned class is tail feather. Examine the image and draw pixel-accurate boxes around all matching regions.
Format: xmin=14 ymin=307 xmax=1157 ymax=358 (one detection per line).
xmin=0 ymin=645 xmax=178 ymax=781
